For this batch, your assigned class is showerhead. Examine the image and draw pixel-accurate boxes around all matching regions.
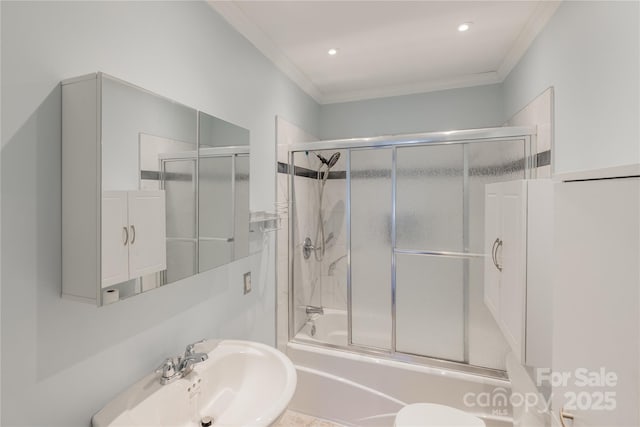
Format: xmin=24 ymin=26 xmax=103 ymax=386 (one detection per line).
xmin=316 ymin=152 xmax=341 ymax=169
xmin=327 ymin=152 xmax=341 ymax=168
xmin=315 ymin=153 xmax=328 ymax=165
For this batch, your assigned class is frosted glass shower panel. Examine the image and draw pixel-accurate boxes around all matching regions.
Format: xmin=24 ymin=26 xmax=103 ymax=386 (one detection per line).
xmin=467 ymin=140 xmax=526 ymax=253
xmin=350 ymin=148 xmax=393 ymax=350
xmin=396 ymin=253 xmax=464 ymax=361
xmin=199 ymin=156 xmax=234 ymax=270
xmin=466 ymin=139 xmax=526 ymax=369
xmin=396 ymin=145 xmax=463 ymax=251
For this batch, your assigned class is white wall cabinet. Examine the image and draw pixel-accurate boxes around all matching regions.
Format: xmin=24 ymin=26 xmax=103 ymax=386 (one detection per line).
xmin=62 ymin=73 xmax=179 ymax=305
xmin=484 ymin=179 xmax=553 ymax=365
xmin=552 ymin=175 xmax=639 ymax=427
xmin=102 ymin=191 xmax=166 ymax=287
xmin=62 ymin=72 xmax=249 ymax=305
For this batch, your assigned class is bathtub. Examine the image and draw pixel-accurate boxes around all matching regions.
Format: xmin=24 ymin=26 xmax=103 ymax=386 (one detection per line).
xmin=288 ymin=311 xmax=513 ymax=427
xmin=296 ymin=308 xmax=389 ymax=349
xmin=297 ymin=308 xmax=348 ymax=346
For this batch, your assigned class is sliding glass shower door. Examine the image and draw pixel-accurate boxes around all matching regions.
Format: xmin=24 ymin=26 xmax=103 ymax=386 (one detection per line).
xmin=348 ymin=143 xmax=467 ymax=361
xmin=394 ymin=144 xmax=465 ymax=361
xmin=346 ymin=139 xmax=528 ymax=365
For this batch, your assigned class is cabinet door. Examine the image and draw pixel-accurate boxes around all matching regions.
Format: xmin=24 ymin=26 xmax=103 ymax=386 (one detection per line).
xmin=484 ymin=183 xmax=502 ymax=320
xmin=553 ymin=178 xmax=639 ymax=426
xmin=102 ymin=191 xmax=129 ymax=287
xmin=525 ymin=180 xmax=554 ymax=368
xmin=498 ymin=180 xmax=527 ymax=360
xmin=127 ymin=190 xmax=167 ymax=278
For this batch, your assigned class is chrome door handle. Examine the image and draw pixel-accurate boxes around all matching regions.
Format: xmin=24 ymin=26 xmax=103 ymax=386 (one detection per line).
xmin=493 ymin=238 xmax=503 ymax=271
xmin=130 ymin=225 xmax=136 ymax=245
xmin=491 ymin=238 xmax=499 ymax=270
xmin=123 ymin=226 xmax=129 ymax=246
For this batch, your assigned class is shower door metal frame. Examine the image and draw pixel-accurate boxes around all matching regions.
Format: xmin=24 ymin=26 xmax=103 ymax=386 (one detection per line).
xmin=287 ymin=126 xmax=536 ymax=379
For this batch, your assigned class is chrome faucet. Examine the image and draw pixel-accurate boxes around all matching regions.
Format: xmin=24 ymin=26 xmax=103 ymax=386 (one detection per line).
xmin=155 ymin=340 xmax=209 ymax=385
xmin=305 ymin=305 xmax=324 ymax=315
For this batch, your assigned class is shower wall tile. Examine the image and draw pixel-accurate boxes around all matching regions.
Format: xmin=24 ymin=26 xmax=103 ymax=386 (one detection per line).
xmin=506 ymin=88 xmax=554 ymax=178
xmin=319 ymin=176 xmax=347 ymax=311
xmin=275 ymin=116 xmax=317 ymax=351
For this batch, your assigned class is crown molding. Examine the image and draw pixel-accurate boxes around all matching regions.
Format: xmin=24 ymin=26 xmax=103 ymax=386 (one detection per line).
xmin=320 ymin=72 xmax=502 ymax=105
xmin=497 ymin=1 xmax=562 ymax=80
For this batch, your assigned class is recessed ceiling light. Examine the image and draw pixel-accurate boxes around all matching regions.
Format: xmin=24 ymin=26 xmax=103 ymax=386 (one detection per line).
xmin=458 ymin=22 xmax=471 ymax=32
xmin=328 ymin=48 xmax=338 ymax=56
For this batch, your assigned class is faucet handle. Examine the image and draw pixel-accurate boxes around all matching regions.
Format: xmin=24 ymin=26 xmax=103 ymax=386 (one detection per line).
xmin=185 ymin=339 xmax=206 ymax=356
xmin=155 ymin=357 xmax=177 ymax=378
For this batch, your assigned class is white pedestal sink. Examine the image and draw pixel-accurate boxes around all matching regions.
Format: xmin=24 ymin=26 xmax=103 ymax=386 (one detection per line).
xmin=92 ymin=340 xmax=297 ymax=427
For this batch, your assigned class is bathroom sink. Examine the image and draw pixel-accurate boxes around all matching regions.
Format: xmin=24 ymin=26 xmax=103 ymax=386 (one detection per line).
xmin=92 ymin=340 xmax=297 ymax=427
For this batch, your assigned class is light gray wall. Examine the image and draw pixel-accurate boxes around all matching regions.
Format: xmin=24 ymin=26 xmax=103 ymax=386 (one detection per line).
xmin=502 ymin=0 xmax=640 ymax=174
xmin=319 ymin=84 xmax=504 ymax=140
xmin=0 ymin=1 xmax=318 ymax=426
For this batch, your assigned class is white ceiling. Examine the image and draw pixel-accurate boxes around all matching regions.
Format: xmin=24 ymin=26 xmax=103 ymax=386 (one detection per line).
xmin=209 ymin=1 xmax=560 ymax=104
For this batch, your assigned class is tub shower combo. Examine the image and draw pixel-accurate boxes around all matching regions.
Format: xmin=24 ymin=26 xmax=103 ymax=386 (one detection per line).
xmin=282 ymin=127 xmax=537 ymax=426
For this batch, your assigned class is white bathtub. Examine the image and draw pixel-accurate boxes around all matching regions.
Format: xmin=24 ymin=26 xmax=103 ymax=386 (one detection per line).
xmin=297 ymin=308 xmax=348 ymax=346
xmin=288 ymin=311 xmax=513 ymax=427
xmin=296 ymin=308 xmax=388 ymax=349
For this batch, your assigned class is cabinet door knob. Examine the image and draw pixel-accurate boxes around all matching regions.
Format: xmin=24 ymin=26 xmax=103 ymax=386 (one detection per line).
xmin=130 ymin=225 xmax=136 ymax=245
xmin=122 ymin=226 xmax=129 ymax=246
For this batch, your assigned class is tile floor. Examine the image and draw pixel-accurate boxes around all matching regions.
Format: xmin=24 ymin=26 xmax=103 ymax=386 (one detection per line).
xmin=275 ymin=410 xmax=345 ymax=427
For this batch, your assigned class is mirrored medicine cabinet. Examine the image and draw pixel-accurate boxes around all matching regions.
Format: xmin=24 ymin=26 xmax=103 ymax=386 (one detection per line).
xmin=62 ymin=73 xmax=250 ymax=306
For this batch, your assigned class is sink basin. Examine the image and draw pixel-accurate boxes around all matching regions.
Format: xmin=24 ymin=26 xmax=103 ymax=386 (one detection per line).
xmin=92 ymin=340 xmax=297 ymax=427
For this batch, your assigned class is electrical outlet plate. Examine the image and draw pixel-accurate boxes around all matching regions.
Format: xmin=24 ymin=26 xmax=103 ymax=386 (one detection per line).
xmin=243 ymin=272 xmax=251 ymax=294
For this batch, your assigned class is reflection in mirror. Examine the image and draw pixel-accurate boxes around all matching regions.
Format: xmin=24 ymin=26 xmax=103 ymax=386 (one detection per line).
xmin=198 ymin=112 xmax=250 ymax=272
xmin=160 ymin=155 xmax=197 ymax=284
xmin=234 ymin=155 xmax=250 ymax=260
xmin=140 ymin=135 xmax=198 ymax=290
xmin=100 ymin=75 xmax=198 ymax=302
xmin=198 ymin=112 xmax=250 ymax=148
xmin=199 ymin=155 xmax=233 ymax=270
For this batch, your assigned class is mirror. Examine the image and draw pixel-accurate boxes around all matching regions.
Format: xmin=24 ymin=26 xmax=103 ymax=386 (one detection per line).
xmin=62 ymin=73 xmax=250 ymax=305
xmin=198 ymin=112 xmax=250 ymax=272
xmin=101 ymin=75 xmax=199 ymax=300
